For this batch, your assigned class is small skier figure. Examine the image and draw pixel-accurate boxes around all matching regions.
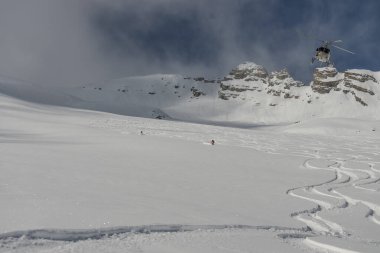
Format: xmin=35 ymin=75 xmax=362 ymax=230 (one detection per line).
xmin=140 ymin=130 xmax=144 ymax=135
xmin=211 ymin=139 xmax=215 ymax=145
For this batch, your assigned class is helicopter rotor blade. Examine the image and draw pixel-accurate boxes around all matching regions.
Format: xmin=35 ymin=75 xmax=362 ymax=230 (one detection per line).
xmin=324 ymin=40 xmax=336 ymax=46
xmin=321 ymin=40 xmax=343 ymax=46
xmin=332 ymin=45 xmax=355 ymax=54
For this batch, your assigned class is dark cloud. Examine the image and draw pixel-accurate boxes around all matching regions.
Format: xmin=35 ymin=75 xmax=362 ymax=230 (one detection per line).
xmin=94 ymin=2 xmax=222 ymax=65
xmin=0 ymin=0 xmax=379 ymax=85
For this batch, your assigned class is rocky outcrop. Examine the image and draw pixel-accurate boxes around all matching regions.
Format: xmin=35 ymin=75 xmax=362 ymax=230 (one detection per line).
xmin=210 ymin=62 xmax=379 ymax=109
xmin=344 ymin=71 xmax=377 ymax=83
xmin=344 ymin=81 xmax=375 ymax=96
xmin=229 ymin=62 xmax=268 ymax=80
xmin=177 ymin=64 xmax=380 ymax=111
xmin=151 ymin=109 xmax=170 ymax=119
xmin=218 ymin=63 xmax=305 ymax=100
xmin=267 ymin=69 xmax=304 ymax=98
xmin=190 ymin=87 xmax=205 ymax=97
xmin=339 ymin=70 xmax=379 ymax=106
xmin=344 ymin=71 xmax=376 ymax=95
xmin=352 ymin=93 xmax=368 ymax=106
xmin=312 ymin=67 xmax=342 ymax=94
xmin=271 ymin=69 xmax=290 ymax=80
xmin=310 ymin=67 xmax=378 ymax=106
xmin=220 ymin=83 xmax=256 ymax=92
xmin=269 ymin=69 xmax=303 ymax=89
xmin=218 ymin=62 xmax=268 ymax=100
xmin=218 ymin=90 xmax=238 ymax=100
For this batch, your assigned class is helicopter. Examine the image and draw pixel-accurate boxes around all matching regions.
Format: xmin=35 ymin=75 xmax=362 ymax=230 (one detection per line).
xmin=311 ymin=40 xmax=355 ymax=67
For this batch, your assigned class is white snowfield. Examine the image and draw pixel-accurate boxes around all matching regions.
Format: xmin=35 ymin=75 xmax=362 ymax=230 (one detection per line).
xmin=1 ymin=64 xmax=380 ymax=252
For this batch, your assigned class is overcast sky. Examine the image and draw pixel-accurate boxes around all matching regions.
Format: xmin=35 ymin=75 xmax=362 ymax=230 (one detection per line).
xmin=0 ymin=0 xmax=378 ymax=86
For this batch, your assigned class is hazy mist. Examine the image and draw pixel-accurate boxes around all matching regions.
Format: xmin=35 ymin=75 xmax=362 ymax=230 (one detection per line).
xmin=0 ymin=0 xmax=378 ymax=86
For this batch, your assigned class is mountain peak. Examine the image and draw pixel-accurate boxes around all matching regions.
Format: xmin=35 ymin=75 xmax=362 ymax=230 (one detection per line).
xmin=1 ymin=61 xmax=380 ymax=124
xmin=312 ymin=67 xmax=342 ymax=94
xmin=229 ymin=62 xmax=268 ymax=80
xmin=235 ymin=61 xmax=262 ymax=70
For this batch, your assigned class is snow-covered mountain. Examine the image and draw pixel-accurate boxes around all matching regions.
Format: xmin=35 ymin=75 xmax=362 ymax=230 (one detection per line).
xmin=215 ymin=62 xmax=380 ymax=122
xmin=2 ymin=64 xmax=380 ymax=252
xmin=1 ymin=62 xmax=380 ymax=124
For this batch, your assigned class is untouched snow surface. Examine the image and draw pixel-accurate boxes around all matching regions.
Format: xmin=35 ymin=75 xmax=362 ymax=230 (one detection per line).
xmin=1 ymin=93 xmax=380 ymax=252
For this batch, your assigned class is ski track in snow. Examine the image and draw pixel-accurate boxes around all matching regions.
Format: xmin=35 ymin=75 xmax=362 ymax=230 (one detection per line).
xmin=1 ymin=116 xmax=380 ymax=252
xmin=0 ymin=225 xmax=308 ymax=242
xmin=87 ymin=117 xmax=380 ymax=252
xmin=0 ymin=225 xmax=312 ymax=253
xmin=286 ymin=151 xmax=380 ymax=252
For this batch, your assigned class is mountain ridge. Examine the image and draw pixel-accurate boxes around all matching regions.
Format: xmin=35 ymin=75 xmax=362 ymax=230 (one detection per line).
xmin=1 ymin=62 xmax=379 ymax=124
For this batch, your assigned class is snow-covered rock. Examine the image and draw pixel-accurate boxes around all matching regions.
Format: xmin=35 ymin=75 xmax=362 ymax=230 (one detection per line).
xmin=229 ymin=62 xmax=269 ymax=80
xmin=311 ymin=67 xmax=342 ymax=94
xmin=218 ymin=63 xmax=304 ymax=102
xmin=341 ymin=70 xmax=378 ymax=106
xmin=311 ymin=67 xmax=379 ymax=107
xmin=1 ymin=61 xmax=380 ymax=123
xmin=267 ymin=69 xmax=303 ymax=99
xmin=218 ymin=62 xmax=269 ymax=100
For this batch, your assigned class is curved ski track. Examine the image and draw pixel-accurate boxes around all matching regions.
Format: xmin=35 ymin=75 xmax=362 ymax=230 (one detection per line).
xmin=287 ymin=150 xmax=380 ymax=252
xmin=89 ymin=118 xmax=380 ymax=252
xmin=2 ymin=117 xmax=380 ymax=252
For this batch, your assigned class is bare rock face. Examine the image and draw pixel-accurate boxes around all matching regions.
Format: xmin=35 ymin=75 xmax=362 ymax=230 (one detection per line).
xmin=312 ymin=67 xmax=342 ymax=94
xmin=190 ymin=87 xmax=205 ymax=97
xmin=311 ymin=68 xmax=377 ymax=106
xmin=218 ymin=62 xmax=268 ymax=100
xmin=216 ymin=62 xmax=379 ymax=110
xmin=343 ymin=71 xmax=376 ymax=96
xmin=218 ymin=63 xmax=305 ymax=101
xmin=344 ymin=71 xmax=377 ymax=83
xmin=344 ymin=81 xmax=375 ymax=96
xmin=339 ymin=70 xmax=378 ymax=106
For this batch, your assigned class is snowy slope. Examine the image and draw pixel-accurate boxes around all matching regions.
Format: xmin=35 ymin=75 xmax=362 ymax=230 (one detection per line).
xmin=0 ymin=76 xmax=81 ymax=106
xmin=0 ymin=94 xmax=317 ymax=252
xmin=65 ymin=74 xmax=222 ymax=120
xmin=1 ymin=93 xmax=380 ymax=252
